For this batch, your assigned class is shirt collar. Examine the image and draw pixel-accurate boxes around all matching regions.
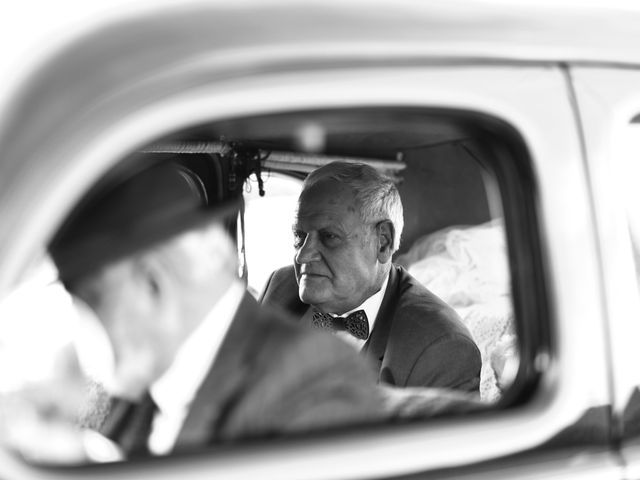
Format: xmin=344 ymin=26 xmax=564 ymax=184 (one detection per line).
xmin=333 ymin=271 xmax=390 ymax=336
xmin=149 ymin=280 xmax=245 ymax=417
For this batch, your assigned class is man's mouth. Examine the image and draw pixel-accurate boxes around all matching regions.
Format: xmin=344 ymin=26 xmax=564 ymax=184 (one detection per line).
xmin=300 ymin=270 xmax=328 ymax=278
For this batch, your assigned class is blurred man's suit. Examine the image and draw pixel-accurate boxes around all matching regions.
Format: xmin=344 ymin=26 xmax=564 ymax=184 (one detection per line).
xmin=49 ymin=157 xmax=386 ymax=458
xmin=261 ymin=264 xmax=481 ymax=392
xmin=101 ymin=293 xmax=382 ymax=456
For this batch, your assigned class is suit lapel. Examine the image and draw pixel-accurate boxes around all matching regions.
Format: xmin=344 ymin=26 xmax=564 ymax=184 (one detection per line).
xmin=281 ymin=266 xmax=308 ymax=319
xmin=262 ymin=266 xmax=307 ymax=319
xmin=362 ymin=266 xmax=399 ymax=376
xmin=174 ymin=293 xmax=257 ymax=451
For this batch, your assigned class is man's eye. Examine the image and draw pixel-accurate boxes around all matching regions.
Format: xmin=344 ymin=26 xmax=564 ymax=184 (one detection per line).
xmin=320 ymin=232 xmax=339 ymax=244
xmin=293 ymin=231 xmax=306 ymax=248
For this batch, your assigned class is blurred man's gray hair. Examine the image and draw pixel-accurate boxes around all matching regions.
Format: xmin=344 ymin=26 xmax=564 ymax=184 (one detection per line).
xmin=303 ymin=162 xmax=404 ymax=252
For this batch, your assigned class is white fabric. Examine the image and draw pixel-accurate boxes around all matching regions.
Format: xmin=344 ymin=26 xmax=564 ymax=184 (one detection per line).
xmin=396 ymin=218 xmax=517 ymax=402
xmin=147 ymin=280 xmax=244 ymax=455
xmin=397 ymin=218 xmax=509 ymax=307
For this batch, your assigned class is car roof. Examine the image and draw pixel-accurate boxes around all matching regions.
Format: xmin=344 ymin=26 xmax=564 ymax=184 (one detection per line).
xmin=3 ymin=0 xmax=640 ymax=133
xmin=5 ymin=0 xmax=640 ymax=71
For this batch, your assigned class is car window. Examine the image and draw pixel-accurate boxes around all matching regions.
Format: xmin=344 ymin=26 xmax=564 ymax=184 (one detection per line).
xmin=623 ymin=118 xmax=640 ymax=285
xmin=234 ymin=112 xmax=521 ymax=403
xmin=0 ymin=107 xmax=545 ymax=466
xmin=619 ymin=116 xmax=640 ymax=442
xmin=242 ymin=173 xmax=303 ymax=297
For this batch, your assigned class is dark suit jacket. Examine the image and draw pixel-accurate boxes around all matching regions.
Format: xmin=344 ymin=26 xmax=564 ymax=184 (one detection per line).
xmin=98 ymin=293 xmax=385 ymax=457
xmin=260 ymin=265 xmax=481 ymax=392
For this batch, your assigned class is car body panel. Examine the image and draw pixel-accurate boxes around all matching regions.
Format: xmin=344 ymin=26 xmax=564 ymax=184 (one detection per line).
xmin=0 ymin=1 xmax=638 ymax=479
xmin=0 ymin=66 xmax=613 ymax=480
xmin=571 ymin=66 xmax=640 ymax=479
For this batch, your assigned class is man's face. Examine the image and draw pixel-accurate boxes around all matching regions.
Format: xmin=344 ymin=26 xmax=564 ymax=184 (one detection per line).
xmin=72 ymin=224 xmax=235 ymax=400
xmin=293 ymin=179 xmax=383 ymax=314
xmin=73 ymin=262 xmax=178 ymax=400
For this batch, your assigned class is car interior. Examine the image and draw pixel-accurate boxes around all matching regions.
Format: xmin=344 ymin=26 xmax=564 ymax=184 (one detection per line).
xmin=136 ymin=108 xmax=524 ymax=404
xmin=0 ymin=106 xmax=550 ymax=464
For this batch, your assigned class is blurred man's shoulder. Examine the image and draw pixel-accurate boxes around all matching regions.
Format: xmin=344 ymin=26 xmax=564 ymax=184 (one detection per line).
xmin=259 ymin=265 xmax=305 ymax=316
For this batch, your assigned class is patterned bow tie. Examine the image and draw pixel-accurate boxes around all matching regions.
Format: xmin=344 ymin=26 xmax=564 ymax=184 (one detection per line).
xmin=312 ymin=309 xmax=369 ymax=340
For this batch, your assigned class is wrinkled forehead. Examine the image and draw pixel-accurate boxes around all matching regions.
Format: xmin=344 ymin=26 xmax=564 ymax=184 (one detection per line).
xmin=295 ymin=179 xmax=361 ymax=224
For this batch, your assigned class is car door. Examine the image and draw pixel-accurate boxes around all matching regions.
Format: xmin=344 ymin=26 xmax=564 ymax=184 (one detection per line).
xmin=0 ymin=4 xmax=623 ymax=480
xmin=571 ymin=65 xmax=640 ymax=480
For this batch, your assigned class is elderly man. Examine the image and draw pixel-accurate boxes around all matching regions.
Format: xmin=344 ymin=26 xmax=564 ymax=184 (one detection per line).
xmin=48 ymin=160 xmax=384 ymax=458
xmin=261 ymin=162 xmax=481 ymax=392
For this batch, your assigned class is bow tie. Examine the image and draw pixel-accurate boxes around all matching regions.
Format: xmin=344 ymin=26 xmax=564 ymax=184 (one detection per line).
xmin=312 ymin=310 xmax=369 ymax=340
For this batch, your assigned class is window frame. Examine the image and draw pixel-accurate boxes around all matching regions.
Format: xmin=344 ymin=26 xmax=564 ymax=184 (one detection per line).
xmin=571 ymin=66 xmax=640 ymax=477
xmin=0 ymin=57 xmax=612 ymax=479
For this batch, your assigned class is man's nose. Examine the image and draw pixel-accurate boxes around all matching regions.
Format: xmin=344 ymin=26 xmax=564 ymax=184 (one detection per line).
xmin=295 ymin=234 xmax=321 ymax=264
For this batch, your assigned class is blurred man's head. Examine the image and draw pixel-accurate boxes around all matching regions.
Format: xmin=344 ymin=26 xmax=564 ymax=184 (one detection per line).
xmin=293 ymin=162 xmax=403 ymax=315
xmin=49 ymin=161 xmax=238 ymax=399
xmin=70 ymin=224 xmax=236 ymax=400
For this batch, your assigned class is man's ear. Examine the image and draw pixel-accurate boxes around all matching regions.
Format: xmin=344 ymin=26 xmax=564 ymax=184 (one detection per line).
xmin=375 ymin=220 xmax=394 ymax=264
xmin=134 ymin=256 xmax=163 ymax=302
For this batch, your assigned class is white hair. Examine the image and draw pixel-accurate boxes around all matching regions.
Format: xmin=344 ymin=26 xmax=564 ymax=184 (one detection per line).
xmin=303 ymin=162 xmax=404 ymax=252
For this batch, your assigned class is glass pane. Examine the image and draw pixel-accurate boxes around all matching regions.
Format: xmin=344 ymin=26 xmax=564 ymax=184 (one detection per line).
xmin=623 ymin=121 xmax=640 ymax=285
xmin=0 ymin=109 xmax=534 ymax=465
xmin=243 ymin=173 xmax=303 ymax=297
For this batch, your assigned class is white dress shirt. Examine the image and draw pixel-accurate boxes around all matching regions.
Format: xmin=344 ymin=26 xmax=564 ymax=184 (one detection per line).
xmin=147 ymin=280 xmax=245 ymax=455
xmin=304 ymin=273 xmax=390 ymax=351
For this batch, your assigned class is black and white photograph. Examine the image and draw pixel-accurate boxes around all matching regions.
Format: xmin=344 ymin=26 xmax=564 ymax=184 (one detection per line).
xmin=0 ymin=1 xmax=639 ymax=479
